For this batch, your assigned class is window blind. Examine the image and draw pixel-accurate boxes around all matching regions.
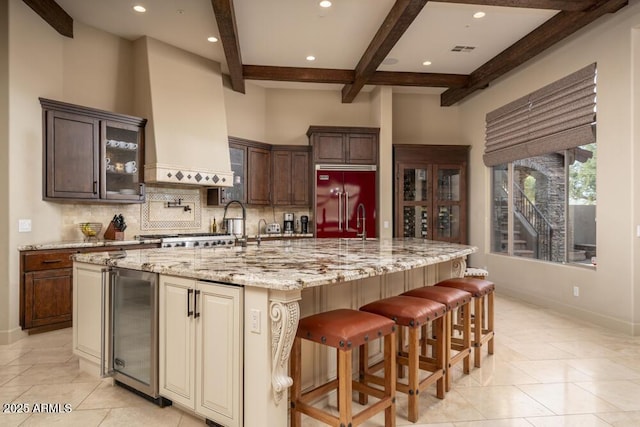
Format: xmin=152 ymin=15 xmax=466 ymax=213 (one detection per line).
xmin=484 ymin=63 xmax=596 ymax=167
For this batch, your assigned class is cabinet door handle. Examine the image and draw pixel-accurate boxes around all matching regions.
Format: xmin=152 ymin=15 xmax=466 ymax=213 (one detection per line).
xmin=187 ymin=288 xmax=193 ymax=317
xmin=93 ymin=181 xmax=98 ymax=194
xmin=194 ymin=290 xmax=201 ymax=318
xmin=42 ymin=259 xmax=62 ymax=264
xmin=139 ymin=183 xmax=145 ymax=198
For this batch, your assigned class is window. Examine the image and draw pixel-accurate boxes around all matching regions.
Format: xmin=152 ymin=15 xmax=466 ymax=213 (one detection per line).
xmin=487 ymin=64 xmax=597 ymax=265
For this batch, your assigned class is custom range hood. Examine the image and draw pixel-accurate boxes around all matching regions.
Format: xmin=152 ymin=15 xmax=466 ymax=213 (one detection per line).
xmin=133 ymin=36 xmax=233 ymax=187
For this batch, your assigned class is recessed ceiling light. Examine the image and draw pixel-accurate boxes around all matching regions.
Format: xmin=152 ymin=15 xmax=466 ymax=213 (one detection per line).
xmin=422 ymin=61 xmax=432 ymax=66
xmin=473 ymin=11 xmax=486 ymax=19
xmin=133 ymin=5 xmax=146 ymax=13
xmin=207 ymin=36 xmax=219 ymax=43
xmin=306 ymin=55 xmax=316 ymax=61
xmin=319 ymin=1 xmax=332 ymax=7
xmin=382 ymin=57 xmax=399 ymax=65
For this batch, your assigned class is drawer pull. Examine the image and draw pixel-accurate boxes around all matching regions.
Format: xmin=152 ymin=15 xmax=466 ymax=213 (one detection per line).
xmin=42 ymin=259 xmax=63 ymax=264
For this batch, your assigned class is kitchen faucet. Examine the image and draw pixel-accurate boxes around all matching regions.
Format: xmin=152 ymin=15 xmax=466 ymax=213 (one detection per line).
xmin=257 ymin=218 xmax=268 ymax=246
xmin=223 ymin=200 xmax=247 ymax=247
xmin=356 ymin=203 xmax=367 ymax=240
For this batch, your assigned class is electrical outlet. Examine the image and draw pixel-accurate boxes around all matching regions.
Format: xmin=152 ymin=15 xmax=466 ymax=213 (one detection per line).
xmin=573 ymin=286 xmax=580 ymax=297
xmin=383 ymin=221 xmax=389 ymax=229
xmin=18 ymin=219 xmax=31 ymax=232
xmin=250 ymin=309 xmax=261 ymax=334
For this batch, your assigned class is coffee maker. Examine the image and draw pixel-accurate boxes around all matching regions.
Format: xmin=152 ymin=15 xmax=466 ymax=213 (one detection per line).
xmin=300 ymin=215 xmax=309 ymax=234
xmin=283 ymin=213 xmax=294 ymax=234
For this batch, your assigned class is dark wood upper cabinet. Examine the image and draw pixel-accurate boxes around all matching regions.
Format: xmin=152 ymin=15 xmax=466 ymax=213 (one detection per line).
xmin=307 ymin=126 xmax=379 ymax=165
xmin=393 ymin=144 xmax=470 ymax=244
xmin=45 ymin=110 xmax=100 ymax=199
xmin=272 ymin=146 xmax=310 ymax=207
xmin=247 ymin=145 xmax=271 ymax=205
xmin=209 ymin=137 xmax=271 ymax=206
xmin=40 ymin=98 xmax=146 ymax=203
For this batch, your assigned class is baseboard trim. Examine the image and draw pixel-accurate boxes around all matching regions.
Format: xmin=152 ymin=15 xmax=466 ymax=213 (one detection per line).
xmin=498 ymin=287 xmax=638 ymax=336
xmin=0 ymin=326 xmax=27 ymax=345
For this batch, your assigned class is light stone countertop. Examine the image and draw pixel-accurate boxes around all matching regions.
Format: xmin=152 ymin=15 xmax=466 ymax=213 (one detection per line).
xmin=72 ymin=238 xmax=477 ymax=291
xmin=18 ymin=239 xmax=162 ymax=251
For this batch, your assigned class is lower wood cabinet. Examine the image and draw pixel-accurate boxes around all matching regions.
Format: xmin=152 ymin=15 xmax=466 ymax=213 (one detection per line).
xmin=21 ymin=244 xmax=159 ymax=333
xmin=159 ymin=275 xmax=243 ymax=427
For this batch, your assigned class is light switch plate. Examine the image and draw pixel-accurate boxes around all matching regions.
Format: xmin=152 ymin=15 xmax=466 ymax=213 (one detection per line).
xmin=18 ymin=219 xmax=31 ymax=232
xmin=249 ymin=309 xmax=261 ymax=334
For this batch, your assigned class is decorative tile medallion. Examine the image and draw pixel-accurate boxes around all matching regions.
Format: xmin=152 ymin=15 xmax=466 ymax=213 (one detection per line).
xmin=141 ymin=186 xmax=201 ymax=230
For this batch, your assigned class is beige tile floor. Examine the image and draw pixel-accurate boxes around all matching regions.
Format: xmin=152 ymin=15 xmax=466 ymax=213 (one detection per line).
xmin=2 ymin=294 xmax=640 ymax=426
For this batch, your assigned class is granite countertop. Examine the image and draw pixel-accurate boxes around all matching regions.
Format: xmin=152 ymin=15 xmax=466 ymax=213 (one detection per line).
xmin=18 ymin=238 xmax=162 ymax=251
xmin=73 ymin=238 xmax=477 ymax=291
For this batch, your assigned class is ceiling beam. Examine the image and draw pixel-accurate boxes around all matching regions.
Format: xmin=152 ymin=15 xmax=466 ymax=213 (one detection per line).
xmin=341 ymin=0 xmax=428 ymax=103
xmin=432 ymin=0 xmax=598 ymax=12
xmin=22 ymin=0 xmax=73 ymax=38
xmin=243 ymin=65 xmax=470 ymax=88
xmin=368 ymin=71 xmax=469 ymax=88
xmin=211 ymin=0 xmax=245 ymax=93
xmin=440 ymin=0 xmax=628 ymax=106
xmin=243 ymin=66 xmax=354 ymax=84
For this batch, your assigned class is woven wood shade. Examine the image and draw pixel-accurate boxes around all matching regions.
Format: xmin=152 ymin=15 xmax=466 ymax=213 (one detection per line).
xmin=484 ymin=63 xmax=596 ymax=166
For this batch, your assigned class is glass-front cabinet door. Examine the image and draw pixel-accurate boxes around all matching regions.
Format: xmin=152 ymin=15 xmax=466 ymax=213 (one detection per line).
xmin=398 ymin=165 xmax=431 ymax=238
xmin=103 ymin=121 xmax=144 ymax=201
xmin=434 ymin=165 xmax=464 ymax=242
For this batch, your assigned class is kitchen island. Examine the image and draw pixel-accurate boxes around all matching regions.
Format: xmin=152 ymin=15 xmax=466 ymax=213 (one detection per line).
xmin=73 ymin=238 xmax=476 ymax=427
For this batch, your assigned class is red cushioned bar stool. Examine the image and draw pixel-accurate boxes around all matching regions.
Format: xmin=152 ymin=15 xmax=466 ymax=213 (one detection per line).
xmin=435 ymin=277 xmax=495 ymax=368
xmin=290 ymin=309 xmax=397 ymax=427
xmin=402 ymin=286 xmax=472 ymax=392
xmin=359 ymin=296 xmax=446 ymax=423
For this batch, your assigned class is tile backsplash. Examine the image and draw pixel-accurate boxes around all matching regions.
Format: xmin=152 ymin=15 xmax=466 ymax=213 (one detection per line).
xmin=61 ymin=185 xmax=312 ymax=240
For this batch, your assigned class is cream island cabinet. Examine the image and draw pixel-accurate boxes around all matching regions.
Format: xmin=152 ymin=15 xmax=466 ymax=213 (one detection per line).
xmin=72 ymin=238 xmax=476 ymax=426
xmin=158 ymin=275 xmax=243 ymax=427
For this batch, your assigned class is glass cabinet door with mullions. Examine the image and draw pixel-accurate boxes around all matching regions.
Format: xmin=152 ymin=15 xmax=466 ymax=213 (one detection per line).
xmin=435 ymin=166 xmax=463 ymax=241
xmin=399 ymin=165 xmax=431 ymax=238
xmin=394 ymin=145 xmax=469 ymax=244
xmin=103 ymin=121 xmax=144 ymax=201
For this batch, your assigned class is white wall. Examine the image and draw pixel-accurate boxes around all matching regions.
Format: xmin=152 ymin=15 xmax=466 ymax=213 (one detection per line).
xmin=224 ymin=80 xmax=267 ymax=142
xmin=458 ymin=0 xmax=640 ymax=333
xmin=264 ymin=88 xmax=375 ymax=145
xmin=392 ymin=92 xmax=463 ymax=145
xmin=0 ymin=0 xmax=9 ymax=339
xmin=3 ymin=2 xmax=137 ymax=342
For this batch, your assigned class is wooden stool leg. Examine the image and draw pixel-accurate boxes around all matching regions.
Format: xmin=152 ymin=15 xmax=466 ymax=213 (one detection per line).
xmin=444 ymin=311 xmax=453 ymax=392
xmin=488 ymin=292 xmax=495 ymax=354
xmin=338 ymin=349 xmax=353 ymax=427
xmin=474 ymin=296 xmax=482 ymax=368
xmin=358 ymin=342 xmax=369 ymax=405
xmin=398 ymin=326 xmax=406 ymax=379
xmin=435 ymin=317 xmax=445 ymax=399
xmin=384 ymin=331 xmax=397 ymax=427
xmin=463 ymin=303 xmax=471 ymax=374
xmin=408 ymin=326 xmax=419 ymax=423
xmin=290 ymin=337 xmax=302 ymax=427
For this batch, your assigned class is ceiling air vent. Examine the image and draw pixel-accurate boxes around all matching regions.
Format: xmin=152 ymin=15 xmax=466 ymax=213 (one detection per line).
xmin=451 ymin=45 xmax=476 ymax=53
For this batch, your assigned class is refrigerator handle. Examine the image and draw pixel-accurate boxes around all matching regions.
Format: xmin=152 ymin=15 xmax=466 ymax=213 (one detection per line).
xmin=345 ymin=192 xmax=350 ymax=231
xmin=338 ymin=191 xmax=343 ymax=231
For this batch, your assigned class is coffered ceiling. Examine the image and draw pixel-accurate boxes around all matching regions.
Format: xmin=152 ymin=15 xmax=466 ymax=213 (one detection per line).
xmin=24 ymin=0 xmax=628 ymax=105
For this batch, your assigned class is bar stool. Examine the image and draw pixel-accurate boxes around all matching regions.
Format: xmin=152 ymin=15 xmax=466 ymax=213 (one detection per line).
xmin=290 ymin=308 xmax=397 ymax=427
xmin=360 ymin=296 xmax=446 ymax=423
xmin=435 ymin=277 xmax=495 ymax=368
xmin=402 ymin=286 xmax=472 ymax=391
xmin=464 ymin=267 xmax=489 ymax=280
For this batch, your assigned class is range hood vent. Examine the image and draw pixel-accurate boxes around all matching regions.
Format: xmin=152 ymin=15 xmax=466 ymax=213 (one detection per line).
xmin=133 ymin=36 xmax=233 ymax=187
